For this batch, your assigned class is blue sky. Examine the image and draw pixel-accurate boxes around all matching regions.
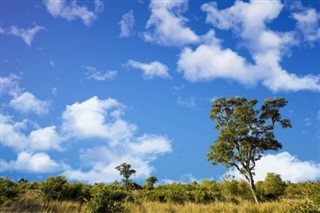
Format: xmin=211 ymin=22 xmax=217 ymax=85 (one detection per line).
xmin=1 ymin=0 xmax=319 ymax=184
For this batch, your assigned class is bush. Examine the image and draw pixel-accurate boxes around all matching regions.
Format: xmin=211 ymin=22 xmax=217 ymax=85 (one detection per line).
xmin=290 ymin=181 xmax=320 ymax=213
xmin=256 ymin=173 xmax=286 ymax=201
xmin=64 ymin=182 xmax=91 ymax=203
xmin=0 ymin=177 xmax=23 ymax=204
xmin=86 ymin=183 xmax=127 ymax=213
xmin=39 ymin=176 xmax=68 ymax=206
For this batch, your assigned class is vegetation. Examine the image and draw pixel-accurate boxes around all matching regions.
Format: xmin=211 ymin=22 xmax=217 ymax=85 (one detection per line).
xmin=0 ymin=175 xmax=319 ymax=213
xmin=115 ymin=163 xmax=137 ymax=191
xmin=208 ymin=97 xmax=291 ymax=203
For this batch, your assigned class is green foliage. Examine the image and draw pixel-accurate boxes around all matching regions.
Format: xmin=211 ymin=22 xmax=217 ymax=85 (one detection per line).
xmin=0 ymin=177 xmax=23 ymax=204
xmin=40 ymin=175 xmax=68 ymax=206
xmin=142 ymin=182 xmax=223 ymax=204
xmin=64 ymin=182 xmax=91 ymax=203
xmin=0 ymin=174 xmax=318 ymax=213
xmin=86 ymin=183 xmax=127 ymax=213
xmin=258 ymin=173 xmax=286 ymax=200
xmin=144 ymin=176 xmax=158 ymax=190
xmin=290 ymin=181 xmax=320 ymax=213
xmin=284 ymin=182 xmax=304 ymax=198
xmin=208 ymin=97 xmax=291 ymax=203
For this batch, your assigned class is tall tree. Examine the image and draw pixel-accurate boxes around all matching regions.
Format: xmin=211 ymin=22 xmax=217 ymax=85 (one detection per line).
xmin=208 ymin=97 xmax=291 ymax=203
xmin=115 ymin=163 xmax=136 ymax=191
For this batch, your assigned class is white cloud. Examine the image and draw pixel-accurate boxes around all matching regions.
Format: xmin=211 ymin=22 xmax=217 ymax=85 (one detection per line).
xmin=1 ymin=95 xmax=172 ymax=182
xmin=61 ymin=96 xmax=172 ymax=183
xmin=82 ymin=65 xmax=117 ymax=81
xmin=0 ymin=114 xmax=29 ymax=151
xmin=64 ymin=134 xmax=172 ymax=184
xmin=177 ymin=96 xmax=196 ymax=108
xmin=144 ymin=0 xmax=199 ymax=46
xmin=126 ymin=60 xmax=171 ymax=80
xmin=1 ymin=74 xmax=53 ymax=114
xmin=0 ymin=74 xmax=22 ymax=96
xmin=225 ymin=152 xmax=320 ymax=183
xmin=63 ymin=155 xmax=153 ymax=184
xmin=178 ymin=31 xmax=263 ymax=86
xmin=1 ymin=152 xmax=61 ymax=173
xmin=61 ymin=96 xmax=136 ymax=144
xmin=43 ymin=0 xmax=104 ymax=27
xmin=119 ymin=10 xmax=135 ymax=38
xmin=128 ymin=134 xmax=172 ymax=156
xmin=0 ymin=114 xmax=62 ymax=152
xmin=0 ymin=25 xmax=45 ymax=46
xmin=178 ymin=0 xmax=320 ymax=92
xmin=292 ymin=8 xmax=320 ymax=43
xmin=9 ymin=91 xmax=51 ymax=115
xmin=29 ymin=126 xmax=63 ymax=151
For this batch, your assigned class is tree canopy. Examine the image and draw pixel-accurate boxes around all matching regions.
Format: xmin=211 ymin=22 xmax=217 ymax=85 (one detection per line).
xmin=208 ymin=97 xmax=291 ymax=203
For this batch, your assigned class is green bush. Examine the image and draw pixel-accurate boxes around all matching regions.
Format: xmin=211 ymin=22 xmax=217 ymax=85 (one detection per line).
xmin=256 ymin=173 xmax=286 ymax=201
xmin=290 ymin=181 xmax=320 ymax=213
xmin=0 ymin=177 xmax=23 ymax=204
xmin=39 ymin=175 xmax=68 ymax=205
xmin=86 ymin=183 xmax=127 ymax=213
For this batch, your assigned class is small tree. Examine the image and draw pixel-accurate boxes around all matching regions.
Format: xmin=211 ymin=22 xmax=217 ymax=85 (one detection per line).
xmin=208 ymin=97 xmax=291 ymax=203
xmin=115 ymin=163 xmax=136 ymax=191
xmin=145 ymin=176 xmax=158 ymax=190
xmin=261 ymin=173 xmax=286 ymax=200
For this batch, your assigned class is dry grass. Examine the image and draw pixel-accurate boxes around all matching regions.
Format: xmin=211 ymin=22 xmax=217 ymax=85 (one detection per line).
xmin=0 ymin=190 xmax=303 ymax=213
xmin=0 ymin=190 xmax=87 ymax=213
xmin=126 ymin=200 xmax=300 ymax=213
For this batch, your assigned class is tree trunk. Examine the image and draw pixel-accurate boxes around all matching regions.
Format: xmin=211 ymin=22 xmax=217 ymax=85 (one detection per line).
xmin=248 ymin=172 xmax=260 ymax=204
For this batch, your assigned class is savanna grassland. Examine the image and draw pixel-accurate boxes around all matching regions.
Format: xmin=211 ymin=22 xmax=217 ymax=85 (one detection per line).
xmin=0 ymin=175 xmax=319 ymax=213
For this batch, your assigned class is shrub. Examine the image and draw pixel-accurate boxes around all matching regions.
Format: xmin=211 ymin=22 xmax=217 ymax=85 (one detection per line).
xmin=290 ymin=181 xmax=320 ymax=213
xmin=0 ymin=177 xmax=23 ymax=204
xmin=86 ymin=183 xmax=127 ymax=213
xmin=39 ymin=175 xmax=68 ymax=207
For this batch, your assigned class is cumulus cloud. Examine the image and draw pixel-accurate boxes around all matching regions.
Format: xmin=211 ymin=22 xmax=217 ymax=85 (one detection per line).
xmin=1 ymin=152 xmax=61 ymax=173
xmin=2 ymin=96 xmax=172 ymax=180
xmin=9 ymin=92 xmax=51 ymax=115
xmin=292 ymin=8 xmax=320 ymax=43
xmin=60 ymin=96 xmax=172 ymax=183
xmin=178 ymin=0 xmax=320 ymax=92
xmin=144 ymin=0 xmax=199 ymax=46
xmin=225 ymin=152 xmax=320 ymax=183
xmin=0 ymin=114 xmax=62 ymax=152
xmin=43 ymin=0 xmax=104 ymax=26
xmin=119 ymin=10 xmax=135 ymax=38
xmin=61 ymin=96 xmax=136 ymax=144
xmin=178 ymin=31 xmax=263 ymax=86
xmin=0 ymin=25 xmax=45 ymax=46
xmin=82 ymin=65 xmax=117 ymax=81
xmin=28 ymin=126 xmax=63 ymax=151
xmin=126 ymin=60 xmax=171 ymax=80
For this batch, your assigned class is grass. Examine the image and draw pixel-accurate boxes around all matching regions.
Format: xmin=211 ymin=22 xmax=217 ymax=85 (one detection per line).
xmin=126 ymin=200 xmax=299 ymax=213
xmin=0 ymin=190 xmax=88 ymax=213
xmin=0 ymin=190 xmax=303 ymax=213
